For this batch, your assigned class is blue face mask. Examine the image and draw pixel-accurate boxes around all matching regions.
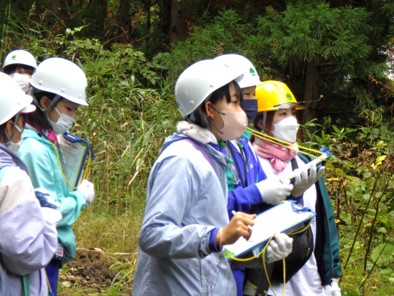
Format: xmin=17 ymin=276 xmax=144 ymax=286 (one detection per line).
xmin=240 ymin=99 xmax=258 ymax=124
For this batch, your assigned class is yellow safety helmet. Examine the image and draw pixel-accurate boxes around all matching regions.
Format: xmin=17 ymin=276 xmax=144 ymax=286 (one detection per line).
xmin=255 ymin=80 xmax=303 ymax=112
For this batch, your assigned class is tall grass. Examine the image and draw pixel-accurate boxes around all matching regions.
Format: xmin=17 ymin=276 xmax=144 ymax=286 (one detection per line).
xmin=2 ymin=6 xmax=393 ymax=295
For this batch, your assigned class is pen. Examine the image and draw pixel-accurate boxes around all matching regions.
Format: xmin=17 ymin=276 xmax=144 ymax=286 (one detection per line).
xmin=231 ymin=210 xmax=253 ymax=230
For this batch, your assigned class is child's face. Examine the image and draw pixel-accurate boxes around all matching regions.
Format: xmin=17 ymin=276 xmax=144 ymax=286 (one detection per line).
xmin=13 ymin=65 xmax=33 ymax=77
xmin=210 ymin=82 xmax=243 ymax=130
xmin=53 ymin=99 xmax=80 ymax=119
xmin=272 ymin=108 xmax=296 ymax=125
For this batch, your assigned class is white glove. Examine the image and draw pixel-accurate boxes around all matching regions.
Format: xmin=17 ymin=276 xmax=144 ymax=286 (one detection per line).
xmin=256 ymin=178 xmax=293 ymax=205
xmin=291 ymin=162 xmax=325 ymax=198
xmin=266 ymin=233 xmax=293 ymax=263
xmin=77 ymin=179 xmax=95 ymax=206
xmin=324 ymin=278 xmax=341 ymax=296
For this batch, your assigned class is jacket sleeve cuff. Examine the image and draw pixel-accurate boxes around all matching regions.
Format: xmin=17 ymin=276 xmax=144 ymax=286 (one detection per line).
xmin=199 ymin=227 xmax=216 ymax=257
xmin=209 ymin=228 xmax=221 ymax=252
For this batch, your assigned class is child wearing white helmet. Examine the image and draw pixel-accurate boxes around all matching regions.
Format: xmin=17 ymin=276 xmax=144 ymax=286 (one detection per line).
xmin=0 ymin=72 xmax=58 ymax=296
xmin=2 ymin=49 xmax=37 ymax=93
xmin=17 ymin=57 xmax=94 ymax=296
xmin=132 ymin=59 xmax=256 ymax=296
xmin=214 ymin=54 xmax=295 ymax=296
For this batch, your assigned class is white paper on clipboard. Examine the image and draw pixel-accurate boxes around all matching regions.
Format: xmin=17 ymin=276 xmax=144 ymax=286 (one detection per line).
xmin=223 ymin=200 xmax=316 ymax=261
xmin=58 ymin=132 xmax=92 ymax=190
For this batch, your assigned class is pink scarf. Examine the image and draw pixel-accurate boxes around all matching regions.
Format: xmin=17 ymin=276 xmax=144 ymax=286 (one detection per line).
xmin=253 ymin=137 xmax=298 ymax=172
xmin=27 ymin=121 xmax=58 ymax=144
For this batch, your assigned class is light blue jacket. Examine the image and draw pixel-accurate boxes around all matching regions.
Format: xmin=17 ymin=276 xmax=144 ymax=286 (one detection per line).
xmin=0 ymin=144 xmax=57 ymax=295
xmin=18 ymin=128 xmax=86 ymax=264
xmin=132 ymin=133 xmax=237 ymax=296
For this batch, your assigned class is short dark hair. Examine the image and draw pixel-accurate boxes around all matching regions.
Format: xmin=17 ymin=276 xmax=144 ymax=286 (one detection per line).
xmin=3 ymin=64 xmax=35 ymax=75
xmin=187 ymin=81 xmax=243 ymax=129
xmin=253 ymin=111 xmax=275 ymax=135
xmin=25 ymin=89 xmax=58 ymax=131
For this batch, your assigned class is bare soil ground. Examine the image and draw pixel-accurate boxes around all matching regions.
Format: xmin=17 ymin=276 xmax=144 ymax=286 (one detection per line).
xmin=59 ymin=248 xmax=131 ymax=295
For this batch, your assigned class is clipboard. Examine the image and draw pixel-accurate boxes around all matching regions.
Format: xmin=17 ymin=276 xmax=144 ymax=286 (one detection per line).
xmin=223 ymin=200 xmax=316 ymax=261
xmin=58 ymin=132 xmax=94 ymax=190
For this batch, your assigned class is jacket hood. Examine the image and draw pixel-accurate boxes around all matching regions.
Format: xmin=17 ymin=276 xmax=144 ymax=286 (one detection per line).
xmin=0 ymin=144 xmax=28 ymax=173
xmin=162 ymin=132 xmax=227 ymax=168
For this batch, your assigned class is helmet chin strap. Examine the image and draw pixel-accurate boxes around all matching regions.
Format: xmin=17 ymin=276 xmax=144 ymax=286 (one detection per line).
xmin=262 ymin=112 xmax=267 ymax=127
xmin=32 ymin=93 xmax=61 ymax=112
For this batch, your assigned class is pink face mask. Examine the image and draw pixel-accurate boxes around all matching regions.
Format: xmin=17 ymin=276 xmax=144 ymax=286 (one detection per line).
xmin=213 ymin=106 xmax=248 ymax=141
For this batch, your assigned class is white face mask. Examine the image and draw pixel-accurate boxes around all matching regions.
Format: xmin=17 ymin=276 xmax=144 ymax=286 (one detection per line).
xmin=49 ymin=107 xmax=75 ymax=134
xmin=272 ymin=115 xmax=300 ymax=143
xmin=213 ymin=106 xmax=248 ymax=141
xmin=6 ymin=125 xmax=23 ymax=153
xmin=7 ymin=139 xmax=23 ymax=153
xmin=11 ymin=73 xmax=31 ymax=93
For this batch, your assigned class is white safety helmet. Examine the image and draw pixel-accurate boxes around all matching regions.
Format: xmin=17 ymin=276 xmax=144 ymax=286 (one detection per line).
xmin=175 ymin=59 xmax=243 ymax=116
xmin=214 ymin=54 xmax=261 ymax=89
xmin=2 ymin=49 xmax=37 ymax=74
xmin=30 ymin=57 xmax=88 ymax=106
xmin=0 ymin=72 xmax=36 ymax=125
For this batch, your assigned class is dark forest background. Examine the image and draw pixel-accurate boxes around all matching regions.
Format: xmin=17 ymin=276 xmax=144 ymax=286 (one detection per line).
xmin=1 ymin=1 xmax=393 ymax=295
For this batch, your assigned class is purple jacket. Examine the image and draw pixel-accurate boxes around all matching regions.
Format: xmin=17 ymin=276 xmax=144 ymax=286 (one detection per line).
xmin=0 ymin=144 xmax=57 ymax=296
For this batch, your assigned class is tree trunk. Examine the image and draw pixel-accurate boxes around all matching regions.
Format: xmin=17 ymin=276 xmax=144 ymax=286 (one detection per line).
xmin=86 ymin=0 xmax=107 ymax=38
xmin=301 ymin=57 xmax=320 ymax=124
xmin=170 ymin=0 xmax=193 ymax=44
xmin=117 ymin=0 xmax=131 ymax=43
xmin=157 ymin=0 xmax=172 ymax=48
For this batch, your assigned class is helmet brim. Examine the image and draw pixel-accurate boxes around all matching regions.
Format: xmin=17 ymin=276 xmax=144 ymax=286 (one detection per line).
xmin=274 ymin=102 xmax=304 ymax=110
xmin=20 ymin=103 xmax=36 ymax=114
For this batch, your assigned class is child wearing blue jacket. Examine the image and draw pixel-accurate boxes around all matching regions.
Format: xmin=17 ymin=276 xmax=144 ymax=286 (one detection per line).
xmin=215 ymin=54 xmax=294 ymax=296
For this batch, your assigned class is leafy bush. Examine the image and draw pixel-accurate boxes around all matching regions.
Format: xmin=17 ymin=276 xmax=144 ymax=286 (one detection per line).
xmin=301 ymin=108 xmax=394 ymax=295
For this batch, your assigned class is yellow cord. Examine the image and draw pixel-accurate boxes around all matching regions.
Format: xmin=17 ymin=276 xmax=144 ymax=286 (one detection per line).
xmin=50 ymin=141 xmax=91 ymax=190
xmin=229 ymin=233 xmax=285 ymax=295
xmin=287 ymin=220 xmax=312 ymax=235
xmin=246 ymin=127 xmax=324 ymax=159
xmin=229 ymin=221 xmax=312 ymax=296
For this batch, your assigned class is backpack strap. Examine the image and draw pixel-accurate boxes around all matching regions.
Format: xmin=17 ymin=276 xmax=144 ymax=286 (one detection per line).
xmin=291 ymin=157 xmax=304 ymax=205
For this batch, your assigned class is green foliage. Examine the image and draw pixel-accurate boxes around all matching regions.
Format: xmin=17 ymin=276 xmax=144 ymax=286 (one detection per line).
xmin=153 ymin=9 xmax=257 ymax=82
xmin=1 ymin=2 xmax=393 ymax=295
xmin=3 ymin=21 xmax=179 ymax=293
xmin=302 ymin=109 xmax=394 ymax=295
xmin=253 ymin=2 xmax=373 ymax=84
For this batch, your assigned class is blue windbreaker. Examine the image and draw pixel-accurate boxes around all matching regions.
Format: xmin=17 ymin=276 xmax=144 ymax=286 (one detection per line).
xmin=224 ymin=135 xmax=267 ymax=217
xmin=220 ymin=135 xmax=267 ymax=296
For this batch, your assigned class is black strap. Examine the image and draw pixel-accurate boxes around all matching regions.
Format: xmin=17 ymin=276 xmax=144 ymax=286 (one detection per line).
xmin=291 ymin=158 xmax=304 ymax=205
